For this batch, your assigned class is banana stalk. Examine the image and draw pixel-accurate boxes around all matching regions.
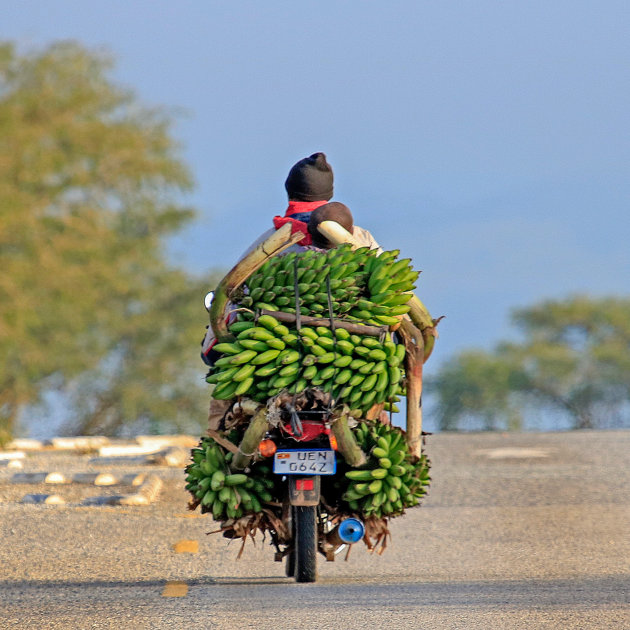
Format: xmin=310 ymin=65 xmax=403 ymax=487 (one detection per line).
xmin=331 ymin=410 xmax=367 ymax=467
xmin=209 ymin=224 xmax=303 ymax=342
xmin=230 ymin=407 xmax=270 ymax=470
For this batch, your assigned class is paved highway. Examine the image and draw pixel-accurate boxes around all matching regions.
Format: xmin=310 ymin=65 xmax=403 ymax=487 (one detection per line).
xmin=1 ymin=430 xmax=628 ymax=629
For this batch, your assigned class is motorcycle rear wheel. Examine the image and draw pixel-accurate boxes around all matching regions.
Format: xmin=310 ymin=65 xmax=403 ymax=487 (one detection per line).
xmin=294 ymin=506 xmax=317 ymax=583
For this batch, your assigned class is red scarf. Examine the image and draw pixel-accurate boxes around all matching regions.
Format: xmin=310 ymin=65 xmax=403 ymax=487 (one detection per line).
xmin=272 ymin=200 xmax=328 ymax=246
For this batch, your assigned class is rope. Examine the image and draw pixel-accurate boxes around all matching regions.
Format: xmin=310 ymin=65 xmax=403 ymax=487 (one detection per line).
xmin=325 ymin=274 xmax=340 ymax=411
xmin=289 ymin=255 xmax=304 ymax=435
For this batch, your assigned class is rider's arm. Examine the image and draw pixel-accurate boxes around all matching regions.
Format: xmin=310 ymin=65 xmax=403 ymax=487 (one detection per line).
xmin=352 ymin=225 xmax=383 ymax=254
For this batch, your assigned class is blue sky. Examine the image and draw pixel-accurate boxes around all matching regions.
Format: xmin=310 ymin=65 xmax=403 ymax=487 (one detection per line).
xmin=4 ymin=1 xmax=630 ymax=368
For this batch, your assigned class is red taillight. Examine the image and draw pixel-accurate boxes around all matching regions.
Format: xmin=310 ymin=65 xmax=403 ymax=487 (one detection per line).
xmin=296 ymin=479 xmax=314 ymax=491
xmin=258 ymin=439 xmax=277 ymax=458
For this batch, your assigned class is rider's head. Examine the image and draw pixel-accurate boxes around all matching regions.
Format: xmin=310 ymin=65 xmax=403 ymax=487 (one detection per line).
xmin=284 ymin=152 xmax=334 ymax=202
xmin=308 ymin=202 xmax=353 ymax=249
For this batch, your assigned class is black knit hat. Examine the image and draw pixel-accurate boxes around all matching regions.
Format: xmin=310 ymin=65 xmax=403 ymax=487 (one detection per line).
xmin=284 ymin=152 xmax=334 ymax=201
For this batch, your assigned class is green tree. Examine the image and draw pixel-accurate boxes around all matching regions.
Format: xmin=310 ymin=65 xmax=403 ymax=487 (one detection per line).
xmin=427 ymin=296 xmax=630 ymax=431
xmin=428 ymin=351 xmax=524 ymax=431
xmin=62 ymin=267 xmax=222 ymax=437
xmin=0 ymin=41 xmax=213 ymax=442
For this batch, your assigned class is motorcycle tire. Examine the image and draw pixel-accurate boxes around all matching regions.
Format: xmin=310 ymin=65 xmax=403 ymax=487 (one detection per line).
xmin=294 ymin=505 xmax=317 ymax=583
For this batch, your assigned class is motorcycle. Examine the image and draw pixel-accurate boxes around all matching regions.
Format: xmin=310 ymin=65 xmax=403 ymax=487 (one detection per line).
xmin=261 ymin=405 xmax=365 ymax=583
xmin=201 ymin=291 xmax=365 ymax=583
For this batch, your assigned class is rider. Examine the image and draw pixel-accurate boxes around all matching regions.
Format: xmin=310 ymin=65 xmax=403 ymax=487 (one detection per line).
xmin=203 ymin=154 xmax=383 ymax=428
xmin=203 ymin=153 xmax=382 ymax=365
xmin=240 ymin=152 xmax=381 ymax=256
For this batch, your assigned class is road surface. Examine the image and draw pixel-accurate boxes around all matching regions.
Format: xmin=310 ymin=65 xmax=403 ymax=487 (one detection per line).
xmin=1 ymin=430 xmax=628 ymax=629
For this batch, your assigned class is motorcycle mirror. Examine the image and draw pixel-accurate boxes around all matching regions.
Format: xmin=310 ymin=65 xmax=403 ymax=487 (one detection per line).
xmin=204 ymin=291 xmax=214 ymax=312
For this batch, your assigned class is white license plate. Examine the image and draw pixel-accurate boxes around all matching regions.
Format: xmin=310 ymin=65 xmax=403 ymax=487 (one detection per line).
xmin=273 ymin=449 xmax=336 ymax=475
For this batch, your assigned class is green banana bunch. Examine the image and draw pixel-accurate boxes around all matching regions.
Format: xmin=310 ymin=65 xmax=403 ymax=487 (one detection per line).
xmin=241 ymin=244 xmax=419 ymax=324
xmin=185 ymin=436 xmax=277 ymax=521
xmin=207 ymin=313 xmax=407 ymax=414
xmin=341 ymin=422 xmax=431 ymax=518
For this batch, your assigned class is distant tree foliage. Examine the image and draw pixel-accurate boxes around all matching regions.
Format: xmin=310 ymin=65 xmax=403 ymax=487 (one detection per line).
xmin=427 ymin=296 xmax=630 ymax=431
xmin=0 ymin=41 xmax=216 ymax=442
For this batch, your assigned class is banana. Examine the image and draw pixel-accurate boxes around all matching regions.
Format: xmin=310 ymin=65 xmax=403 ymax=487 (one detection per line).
xmin=251 ymin=349 xmax=281 ymax=365
xmin=224 ymin=474 xmax=248 ymax=487
xmin=375 ymin=370 xmax=389 ymax=392
xmin=278 ymin=363 xmax=300 ymax=377
xmin=346 ymin=470 xmax=374 ymax=481
xmin=213 ymin=342 xmax=244 ymax=355
xmin=248 ymin=327 xmax=276 ymax=342
xmin=280 ymin=349 xmax=300 ymax=364
xmin=334 ymin=327 xmax=351 ymax=341
xmin=212 ymin=380 xmax=239 ymax=400
xmin=358 ymin=361 xmax=375 ymax=375
xmin=316 ymin=352 xmax=336 ymax=364
xmin=368 ymin=348 xmax=387 ymax=361
xmin=318 ymin=365 xmax=336 ymax=381
xmin=254 ymin=363 xmax=279 ymax=377
xmin=210 ymin=470 xmax=226 ymax=491
xmin=335 ymin=369 xmax=352 ymax=384
xmin=228 ymin=321 xmax=255 ymax=334
xmin=349 ymin=373 xmax=365 ymax=387
xmin=233 ymin=363 xmax=256 ymax=382
xmin=238 ymin=339 xmax=269 ymax=352
xmin=316 ymin=336 xmax=335 ymax=351
xmin=361 ymin=373 xmax=378 ymax=391
xmin=381 ymin=293 xmax=414 ymax=307
xmin=336 ymin=340 xmax=355 ymax=356
xmin=271 ymin=373 xmax=299 ymax=389
xmin=334 ymin=354 xmax=353 ymax=368
xmin=281 ymin=333 xmax=299 ymax=347
xmin=265 ymin=337 xmax=286 ymax=351
xmin=349 ymin=358 xmax=367 ymax=370
xmin=300 ymin=327 xmax=318 ymax=341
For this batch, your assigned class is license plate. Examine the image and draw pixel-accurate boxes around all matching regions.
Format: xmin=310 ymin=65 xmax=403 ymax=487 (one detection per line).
xmin=273 ymin=449 xmax=336 ymax=475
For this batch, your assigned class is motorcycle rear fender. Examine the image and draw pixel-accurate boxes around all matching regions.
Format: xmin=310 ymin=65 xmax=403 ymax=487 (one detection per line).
xmin=288 ymin=476 xmax=321 ymax=506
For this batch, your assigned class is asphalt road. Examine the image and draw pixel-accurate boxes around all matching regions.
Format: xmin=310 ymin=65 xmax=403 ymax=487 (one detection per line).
xmin=1 ymin=430 xmax=628 ymax=629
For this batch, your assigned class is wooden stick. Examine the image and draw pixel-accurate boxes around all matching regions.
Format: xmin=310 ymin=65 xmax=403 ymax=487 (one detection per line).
xmin=398 ymin=318 xmax=425 ymax=458
xmin=259 ymin=310 xmax=388 ymax=337
xmin=206 ymin=429 xmax=239 ymax=455
xmin=209 ymin=224 xmax=303 ymax=342
xmin=230 ymin=407 xmax=269 ymax=470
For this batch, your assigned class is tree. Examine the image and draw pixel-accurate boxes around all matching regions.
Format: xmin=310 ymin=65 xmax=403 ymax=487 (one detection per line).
xmin=0 ymin=41 xmax=213 ymax=442
xmin=427 ymin=296 xmax=630 ymax=431
xmin=62 ymin=267 xmax=222 ymax=437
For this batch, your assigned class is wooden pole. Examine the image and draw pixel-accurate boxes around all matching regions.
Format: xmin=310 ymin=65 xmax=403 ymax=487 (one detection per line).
xmin=259 ymin=310 xmax=388 ymax=337
xmin=398 ymin=318 xmax=425 ymax=458
xmin=209 ymin=224 xmax=303 ymax=342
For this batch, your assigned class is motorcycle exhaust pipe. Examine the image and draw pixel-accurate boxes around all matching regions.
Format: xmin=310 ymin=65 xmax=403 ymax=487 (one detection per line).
xmin=326 ymin=518 xmax=365 ymax=547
